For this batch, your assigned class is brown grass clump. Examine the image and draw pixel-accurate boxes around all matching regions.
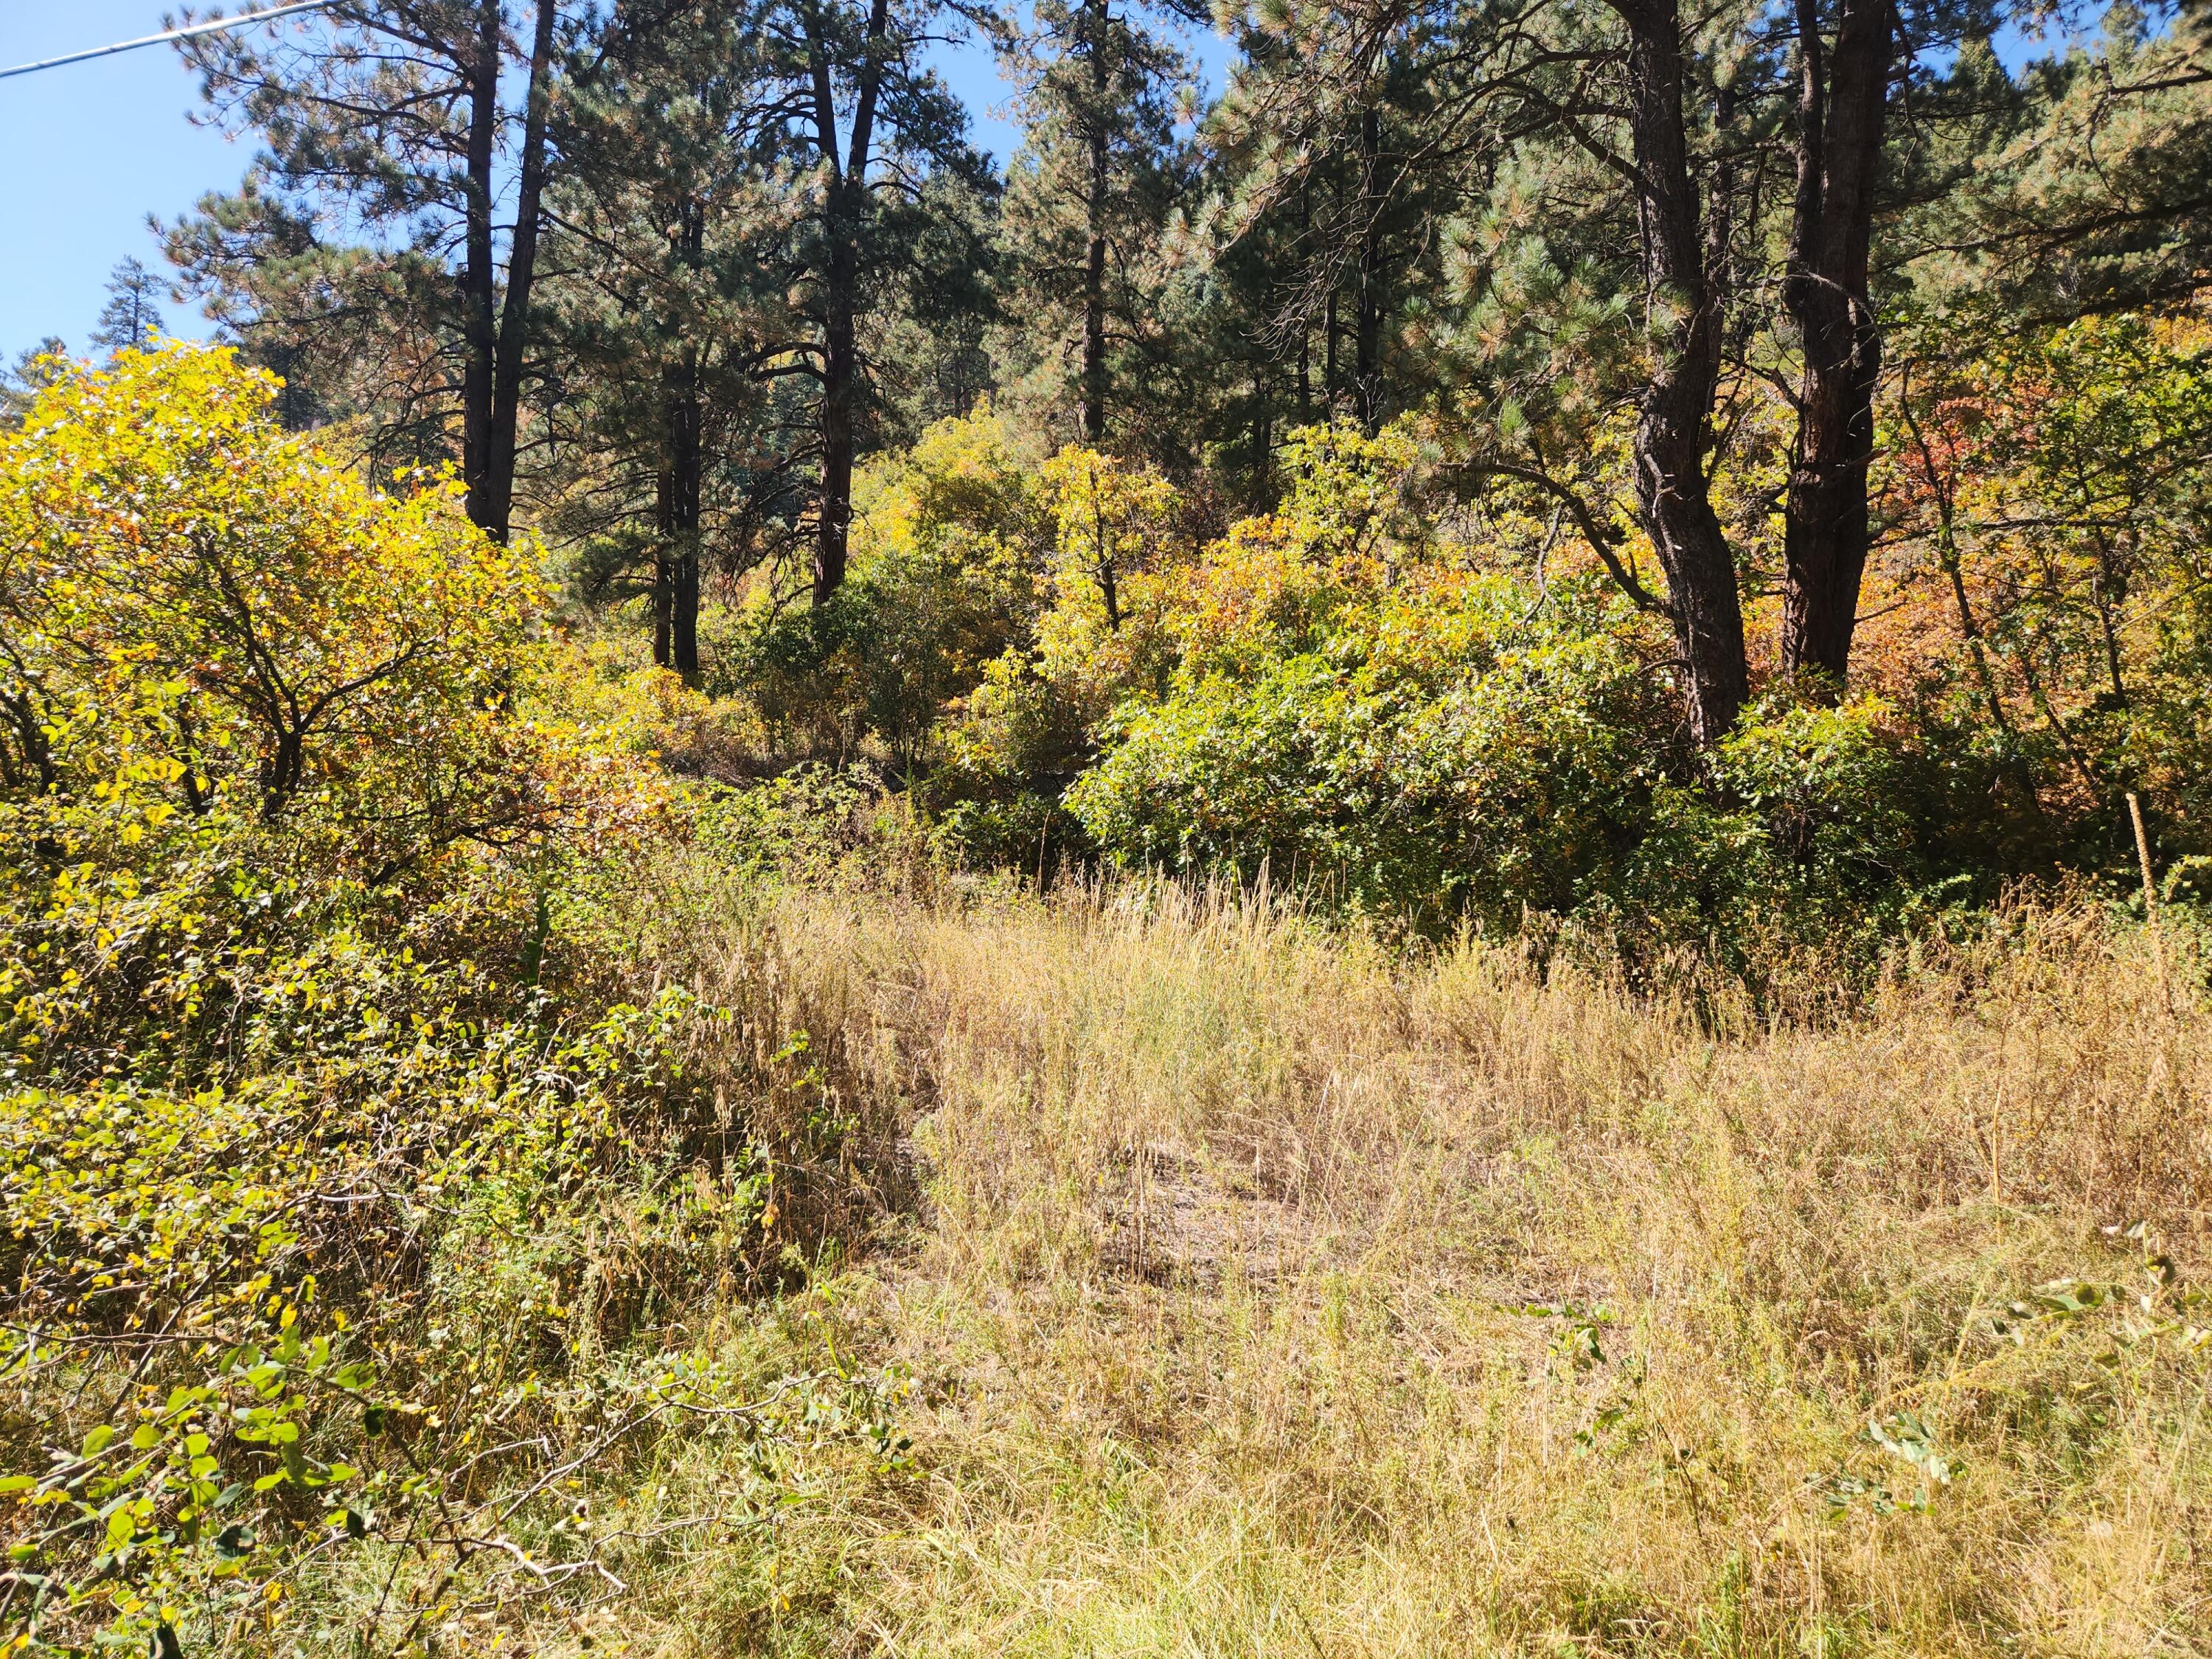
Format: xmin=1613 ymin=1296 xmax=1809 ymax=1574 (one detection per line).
xmin=613 ymin=868 xmax=2212 ymax=1657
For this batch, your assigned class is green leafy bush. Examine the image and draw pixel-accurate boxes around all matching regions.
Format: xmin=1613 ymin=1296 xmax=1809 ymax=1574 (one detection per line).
xmin=0 ymin=350 xmax=903 ymax=1655
xmin=1068 ymin=566 xmax=1674 ymax=930
xmin=711 ymin=411 xmax=1051 ymax=766
xmin=1066 ymin=460 xmax=1961 ymax=962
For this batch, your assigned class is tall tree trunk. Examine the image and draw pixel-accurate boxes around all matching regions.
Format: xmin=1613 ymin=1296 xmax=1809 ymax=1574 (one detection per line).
xmin=1323 ymin=171 xmax=1340 ymax=411
xmin=669 ymin=347 xmax=702 ymax=681
xmin=1354 ymin=105 xmax=1383 ymax=435
xmin=1087 ymin=463 xmax=1123 ymax=630
xmin=1296 ymin=184 xmax=1313 ymax=416
xmin=658 ymin=199 xmax=705 ymax=677
xmin=810 ymin=0 xmax=891 ymax=607
xmin=1609 ymin=0 xmax=1749 ymax=744
xmin=478 ymin=0 xmax=558 ymax=544
xmin=1081 ymin=0 xmax=1110 ymax=444
xmin=460 ymin=0 xmax=501 ymax=534
xmin=816 ymin=215 xmax=859 ymax=605
xmin=1781 ymin=0 xmax=1892 ymax=690
xmin=1324 ymin=288 xmax=1338 ymax=409
xmin=653 ymin=457 xmax=675 ymax=669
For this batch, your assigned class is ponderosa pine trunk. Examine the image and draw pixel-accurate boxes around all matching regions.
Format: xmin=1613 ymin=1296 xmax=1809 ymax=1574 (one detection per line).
xmin=668 ymin=347 xmax=702 ymax=681
xmin=477 ymin=0 xmax=557 ymax=545
xmin=1296 ymin=183 xmax=1314 ymax=416
xmin=1781 ymin=0 xmax=1892 ymax=690
xmin=459 ymin=0 xmax=501 ymax=535
xmin=1608 ymin=0 xmax=1749 ymax=743
xmin=457 ymin=0 xmax=556 ymax=544
xmin=657 ymin=199 xmax=704 ymax=678
xmin=816 ymin=229 xmax=859 ymax=604
xmin=1324 ymin=285 xmax=1339 ymax=408
xmin=1355 ymin=105 xmax=1383 ymax=435
xmin=1082 ymin=0 xmax=1110 ymax=444
xmin=810 ymin=0 xmax=891 ymax=606
xmin=654 ymin=374 xmax=703 ymax=679
xmin=653 ymin=455 xmax=674 ymax=669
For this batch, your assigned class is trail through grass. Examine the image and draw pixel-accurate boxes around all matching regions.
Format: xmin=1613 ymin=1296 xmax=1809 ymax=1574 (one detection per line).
xmin=585 ymin=870 xmax=2212 ymax=1657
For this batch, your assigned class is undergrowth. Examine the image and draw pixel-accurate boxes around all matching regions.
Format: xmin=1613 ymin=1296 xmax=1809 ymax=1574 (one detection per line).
xmin=534 ymin=862 xmax=2212 ymax=1658
xmin=7 ymin=348 xmax=2211 ymax=1658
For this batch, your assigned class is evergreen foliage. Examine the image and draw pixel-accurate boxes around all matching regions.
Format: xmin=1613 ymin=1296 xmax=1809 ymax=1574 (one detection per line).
xmin=87 ymin=261 xmax=163 ymax=359
xmin=6 ymin=4 xmax=2212 ymax=1649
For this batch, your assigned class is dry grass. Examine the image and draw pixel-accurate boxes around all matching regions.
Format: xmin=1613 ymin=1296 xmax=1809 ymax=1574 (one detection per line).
xmin=610 ymin=868 xmax=2212 ymax=1658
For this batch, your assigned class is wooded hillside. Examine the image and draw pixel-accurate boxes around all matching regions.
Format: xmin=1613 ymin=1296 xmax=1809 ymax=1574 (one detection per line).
xmin=2 ymin=0 xmax=2211 ymax=1651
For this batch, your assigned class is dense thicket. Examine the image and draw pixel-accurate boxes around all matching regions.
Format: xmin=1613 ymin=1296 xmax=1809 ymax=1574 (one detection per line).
xmin=141 ymin=0 xmax=2212 ymax=925
xmin=0 ymin=348 xmax=914 ymax=1655
xmin=4 ymin=1 xmax=2212 ymax=1650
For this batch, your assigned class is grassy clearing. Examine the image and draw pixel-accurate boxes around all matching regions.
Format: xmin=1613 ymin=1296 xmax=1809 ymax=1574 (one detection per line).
xmin=570 ymin=866 xmax=2212 ymax=1658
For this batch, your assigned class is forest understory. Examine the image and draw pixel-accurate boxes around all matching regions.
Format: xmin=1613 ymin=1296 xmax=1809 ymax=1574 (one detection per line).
xmin=4 ymin=331 xmax=2211 ymax=1659
xmin=5 ymin=0 xmax=2212 ymax=1646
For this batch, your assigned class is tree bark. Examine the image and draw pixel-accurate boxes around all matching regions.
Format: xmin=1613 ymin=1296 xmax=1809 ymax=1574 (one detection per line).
xmin=669 ymin=347 xmax=702 ymax=681
xmin=459 ymin=0 xmax=501 ymax=535
xmin=654 ymin=197 xmax=705 ymax=678
xmin=810 ymin=0 xmax=891 ymax=606
xmin=817 ymin=241 xmax=858 ymax=604
xmin=1324 ymin=167 xmax=1340 ymax=412
xmin=477 ymin=0 xmax=558 ymax=545
xmin=653 ymin=455 xmax=675 ymax=670
xmin=1088 ymin=470 xmax=1123 ymax=630
xmin=1609 ymin=0 xmax=1749 ymax=744
xmin=1355 ymin=105 xmax=1383 ymax=435
xmin=1780 ymin=0 xmax=1892 ymax=689
xmin=1082 ymin=0 xmax=1110 ymax=444
xmin=1296 ymin=184 xmax=1313 ymax=417
xmin=1323 ymin=286 xmax=1339 ymax=410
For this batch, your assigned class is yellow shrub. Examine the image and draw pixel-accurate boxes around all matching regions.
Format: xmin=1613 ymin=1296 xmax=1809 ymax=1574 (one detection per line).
xmin=0 ymin=346 xmax=667 ymax=1076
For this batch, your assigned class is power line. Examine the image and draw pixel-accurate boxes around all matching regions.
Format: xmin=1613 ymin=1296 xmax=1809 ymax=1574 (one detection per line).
xmin=0 ymin=2 xmax=341 ymax=82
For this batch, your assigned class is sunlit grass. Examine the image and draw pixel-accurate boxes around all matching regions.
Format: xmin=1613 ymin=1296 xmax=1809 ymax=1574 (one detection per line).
xmin=580 ymin=868 xmax=2212 ymax=1656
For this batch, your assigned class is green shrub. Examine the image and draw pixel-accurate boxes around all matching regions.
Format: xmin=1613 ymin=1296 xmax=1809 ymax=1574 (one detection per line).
xmin=0 ymin=349 xmax=902 ymax=1655
xmin=1069 ymin=532 xmax=1962 ymax=963
xmin=711 ymin=411 xmax=1051 ymax=767
xmin=1068 ymin=568 xmax=1674 ymax=931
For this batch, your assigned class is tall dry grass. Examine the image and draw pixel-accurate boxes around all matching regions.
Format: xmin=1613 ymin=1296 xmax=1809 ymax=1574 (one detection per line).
xmin=608 ymin=865 xmax=2212 ymax=1657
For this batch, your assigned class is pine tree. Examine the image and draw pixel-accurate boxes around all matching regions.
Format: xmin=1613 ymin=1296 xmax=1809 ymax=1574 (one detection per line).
xmin=89 ymin=260 xmax=164 ymax=357
xmin=1198 ymin=0 xmax=2023 ymax=737
xmin=538 ymin=0 xmax=805 ymax=678
xmin=995 ymin=0 xmax=1193 ymax=451
xmin=538 ymin=0 xmax=994 ymax=666
xmin=169 ymin=0 xmax=562 ymax=542
xmin=0 ymin=339 xmax=70 ymax=428
xmin=751 ymin=0 xmax=993 ymax=603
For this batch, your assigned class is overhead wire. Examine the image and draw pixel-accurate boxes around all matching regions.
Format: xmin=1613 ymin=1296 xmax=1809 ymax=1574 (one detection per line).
xmin=0 ymin=1 xmax=341 ymax=82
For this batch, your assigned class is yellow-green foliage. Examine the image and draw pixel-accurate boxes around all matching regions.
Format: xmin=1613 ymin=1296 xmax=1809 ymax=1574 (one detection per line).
xmin=855 ymin=408 xmax=1053 ymax=591
xmin=13 ymin=353 xmax=2208 ymax=1659
xmin=1877 ymin=310 xmax=2212 ymax=830
xmin=717 ymin=410 xmax=1053 ymax=763
xmin=0 ymin=346 xmax=669 ymax=1077
xmin=948 ymin=448 xmax=1181 ymax=768
xmin=0 ymin=351 xmax=900 ymax=1657
xmin=1052 ymin=422 xmax=1954 ymax=958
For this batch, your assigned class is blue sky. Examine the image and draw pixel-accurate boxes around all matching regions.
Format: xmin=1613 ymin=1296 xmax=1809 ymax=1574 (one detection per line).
xmin=0 ymin=4 xmax=251 ymax=360
xmin=0 ymin=4 xmax=1121 ymax=364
